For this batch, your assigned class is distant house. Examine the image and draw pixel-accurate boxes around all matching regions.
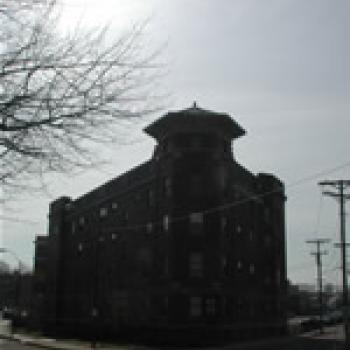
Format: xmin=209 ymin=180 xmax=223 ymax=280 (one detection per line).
xmin=34 ymin=104 xmax=286 ymax=344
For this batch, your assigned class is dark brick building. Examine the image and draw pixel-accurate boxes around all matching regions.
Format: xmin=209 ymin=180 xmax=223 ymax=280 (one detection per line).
xmin=35 ymin=104 xmax=286 ymax=343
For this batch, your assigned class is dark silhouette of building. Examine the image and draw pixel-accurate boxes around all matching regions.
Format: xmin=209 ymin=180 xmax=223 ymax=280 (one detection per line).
xmin=35 ymin=104 xmax=286 ymax=344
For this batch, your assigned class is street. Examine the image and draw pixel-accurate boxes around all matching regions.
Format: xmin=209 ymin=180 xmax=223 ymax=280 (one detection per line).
xmin=0 ymin=326 xmax=346 ymax=350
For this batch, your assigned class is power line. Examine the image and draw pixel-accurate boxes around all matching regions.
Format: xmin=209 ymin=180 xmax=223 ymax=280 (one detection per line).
xmin=289 ymin=163 xmax=350 ymax=187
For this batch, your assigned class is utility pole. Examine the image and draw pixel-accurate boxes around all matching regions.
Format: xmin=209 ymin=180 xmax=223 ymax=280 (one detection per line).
xmin=319 ymin=180 xmax=350 ymax=346
xmin=306 ymin=238 xmax=330 ymax=334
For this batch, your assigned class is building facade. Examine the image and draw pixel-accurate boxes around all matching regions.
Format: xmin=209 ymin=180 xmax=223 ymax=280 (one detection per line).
xmin=36 ymin=105 xmax=286 ymax=343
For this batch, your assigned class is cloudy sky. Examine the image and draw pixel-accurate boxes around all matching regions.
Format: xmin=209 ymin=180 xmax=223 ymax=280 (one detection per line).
xmin=1 ymin=0 xmax=349 ymax=285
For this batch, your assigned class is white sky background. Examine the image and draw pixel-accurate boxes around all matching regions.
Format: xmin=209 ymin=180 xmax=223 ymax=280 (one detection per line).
xmin=1 ymin=0 xmax=350 ymax=285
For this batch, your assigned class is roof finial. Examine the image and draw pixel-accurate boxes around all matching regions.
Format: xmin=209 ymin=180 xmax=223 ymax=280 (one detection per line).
xmin=193 ymin=101 xmax=197 ymax=108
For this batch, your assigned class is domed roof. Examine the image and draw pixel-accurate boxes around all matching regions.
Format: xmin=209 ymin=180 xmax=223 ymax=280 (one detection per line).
xmin=144 ymin=103 xmax=246 ymax=140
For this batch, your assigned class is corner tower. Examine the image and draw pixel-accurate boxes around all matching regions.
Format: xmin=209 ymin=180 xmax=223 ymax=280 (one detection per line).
xmin=145 ymin=102 xmax=245 ymax=162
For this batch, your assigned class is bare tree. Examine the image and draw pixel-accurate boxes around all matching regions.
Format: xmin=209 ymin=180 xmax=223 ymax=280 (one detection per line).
xmin=0 ymin=0 xmax=161 ymax=197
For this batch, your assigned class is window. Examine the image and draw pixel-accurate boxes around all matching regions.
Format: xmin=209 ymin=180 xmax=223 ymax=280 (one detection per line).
xmin=192 ymin=137 xmax=201 ymax=150
xmin=190 ymin=297 xmax=202 ymax=317
xmin=148 ymin=189 xmax=155 ymax=206
xmin=236 ymin=224 xmax=242 ymax=234
xmin=111 ymin=202 xmax=118 ymax=210
xmin=65 ymin=202 xmax=73 ymax=211
xmin=264 ymin=303 xmax=271 ymax=313
xmin=220 ymin=216 xmax=227 ymax=232
xmin=264 ymin=207 xmax=271 ymax=223
xmin=78 ymin=243 xmax=83 ymax=252
xmin=100 ymin=207 xmax=108 ymax=218
xmin=190 ymin=212 xmax=203 ymax=224
xmin=71 ymin=222 xmax=76 ymax=234
xmin=264 ymin=235 xmax=272 ymax=248
xmin=249 ymin=230 xmax=254 ymax=241
xmin=164 ymin=177 xmax=172 ymax=197
xmin=79 ymin=216 xmax=85 ymax=226
xmin=164 ymin=296 xmax=169 ymax=311
xmin=249 ymin=263 xmax=255 ymax=274
xmin=237 ymin=260 xmax=242 ymax=270
xmin=146 ymin=222 xmax=153 ymax=234
xmin=190 ymin=212 xmax=203 ymax=235
xmin=190 ymin=174 xmax=202 ymax=197
xmin=189 ymin=253 xmax=203 ymax=277
xmin=222 ymin=256 xmax=227 ymax=273
xmin=249 ymin=303 xmax=255 ymax=316
xmin=264 ymin=276 xmax=271 ymax=286
xmin=111 ymin=233 xmax=119 ymax=240
xmin=163 ymin=215 xmax=170 ymax=232
xmin=116 ymin=294 xmax=129 ymax=316
xmin=237 ymin=300 xmax=243 ymax=314
xmin=164 ymin=257 xmax=169 ymax=276
xmin=138 ymin=248 xmax=152 ymax=265
xmin=205 ymin=298 xmax=217 ymax=316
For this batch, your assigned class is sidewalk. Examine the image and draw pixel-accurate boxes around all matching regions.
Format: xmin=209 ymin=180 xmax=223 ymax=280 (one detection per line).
xmin=0 ymin=320 xmax=136 ymax=350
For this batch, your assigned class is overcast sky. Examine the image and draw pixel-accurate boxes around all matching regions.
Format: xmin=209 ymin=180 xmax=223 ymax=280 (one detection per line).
xmin=1 ymin=0 xmax=349 ymax=285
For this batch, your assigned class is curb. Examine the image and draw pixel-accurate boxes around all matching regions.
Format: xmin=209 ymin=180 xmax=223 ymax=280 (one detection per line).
xmin=0 ymin=333 xmax=138 ymax=350
xmin=0 ymin=333 xmax=12 ymax=342
xmin=0 ymin=333 xmax=80 ymax=350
